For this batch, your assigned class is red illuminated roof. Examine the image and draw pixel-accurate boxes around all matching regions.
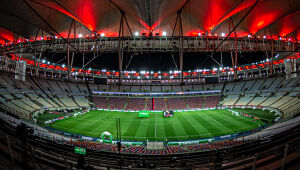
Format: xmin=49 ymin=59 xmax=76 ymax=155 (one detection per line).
xmin=0 ymin=0 xmax=299 ymax=42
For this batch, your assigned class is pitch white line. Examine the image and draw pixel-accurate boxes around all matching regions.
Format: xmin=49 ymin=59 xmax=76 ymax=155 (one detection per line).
xmin=205 ymin=113 xmax=235 ymax=133
xmin=155 ymin=112 xmax=157 ymax=138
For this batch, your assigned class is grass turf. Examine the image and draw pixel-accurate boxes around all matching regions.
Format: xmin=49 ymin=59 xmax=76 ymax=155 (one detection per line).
xmin=49 ymin=109 xmax=268 ymax=141
xmin=231 ymin=108 xmax=277 ymax=122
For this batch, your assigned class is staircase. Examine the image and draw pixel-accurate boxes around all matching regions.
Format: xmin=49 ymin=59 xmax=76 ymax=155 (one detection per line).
xmin=233 ymin=94 xmax=243 ymax=106
xmin=257 ymin=94 xmax=272 ymax=106
xmin=71 ymin=96 xmax=80 ymax=107
xmin=54 ymin=96 xmax=66 ymax=107
xmin=123 ymin=98 xmax=129 ymax=110
xmin=30 ymin=99 xmax=45 ymax=108
xmin=203 ymin=96 xmax=206 ymax=108
xmin=144 ymin=99 xmax=148 ymax=110
xmin=270 ymin=92 xmax=288 ymax=107
xmin=23 ymin=93 xmax=44 ymax=108
xmin=184 ymin=98 xmax=190 ymax=109
xmin=107 ymin=97 xmax=111 ymax=109
xmin=28 ymin=75 xmax=63 ymax=107
xmin=246 ymin=93 xmax=259 ymax=105
xmin=164 ymin=99 xmax=168 ymax=110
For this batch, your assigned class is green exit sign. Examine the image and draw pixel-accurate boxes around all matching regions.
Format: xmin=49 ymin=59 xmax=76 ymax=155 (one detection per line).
xmin=74 ymin=146 xmax=86 ymax=155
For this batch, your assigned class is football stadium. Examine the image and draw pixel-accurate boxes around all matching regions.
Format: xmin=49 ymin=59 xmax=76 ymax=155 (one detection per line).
xmin=0 ymin=0 xmax=299 ymax=169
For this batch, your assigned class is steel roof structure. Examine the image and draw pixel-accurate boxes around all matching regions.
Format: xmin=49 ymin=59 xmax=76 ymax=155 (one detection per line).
xmin=0 ymin=0 xmax=299 ymax=44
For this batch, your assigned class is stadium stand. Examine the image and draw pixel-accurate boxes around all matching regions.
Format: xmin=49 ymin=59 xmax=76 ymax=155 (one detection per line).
xmin=109 ymin=97 xmax=127 ymax=110
xmin=0 ymin=69 xmax=300 ymax=120
xmin=92 ymin=96 xmax=108 ymax=109
xmin=165 ymin=97 xmax=187 ymax=110
xmin=125 ymin=98 xmax=146 ymax=110
xmin=205 ymin=96 xmax=221 ymax=108
xmin=153 ymin=98 xmax=167 ymax=110
xmin=186 ymin=96 xmax=205 ymax=109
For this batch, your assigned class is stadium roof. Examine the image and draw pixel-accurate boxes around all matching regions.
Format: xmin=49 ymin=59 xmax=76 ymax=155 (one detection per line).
xmin=0 ymin=0 xmax=299 ymax=44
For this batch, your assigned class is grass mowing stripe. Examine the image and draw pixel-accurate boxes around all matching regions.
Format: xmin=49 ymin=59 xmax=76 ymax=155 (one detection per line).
xmin=48 ymin=109 xmax=274 ymax=141
xmin=204 ymin=112 xmax=235 ymax=133
xmin=77 ymin=119 xmax=99 ymax=130
xmin=192 ymin=111 xmax=224 ymax=134
xmin=222 ymin=110 xmax=263 ymax=126
xmin=162 ymin=118 xmax=177 ymax=140
xmin=123 ymin=118 xmax=142 ymax=138
xmin=206 ymin=111 xmax=241 ymax=131
xmin=145 ymin=115 xmax=155 ymax=140
xmin=155 ymin=114 xmax=166 ymax=138
xmin=218 ymin=110 xmax=258 ymax=128
xmin=187 ymin=112 xmax=211 ymax=135
xmin=177 ymin=112 xmax=200 ymax=137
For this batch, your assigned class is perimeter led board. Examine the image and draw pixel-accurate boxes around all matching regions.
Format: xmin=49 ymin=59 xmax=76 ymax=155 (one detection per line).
xmin=139 ymin=111 xmax=149 ymax=118
xmin=74 ymin=146 xmax=86 ymax=155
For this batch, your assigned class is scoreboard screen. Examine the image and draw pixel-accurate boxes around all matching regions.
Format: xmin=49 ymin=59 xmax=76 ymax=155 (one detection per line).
xmin=74 ymin=146 xmax=86 ymax=155
xmin=163 ymin=110 xmax=174 ymax=117
xmin=139 ymin=111 xmax=149 ymax=118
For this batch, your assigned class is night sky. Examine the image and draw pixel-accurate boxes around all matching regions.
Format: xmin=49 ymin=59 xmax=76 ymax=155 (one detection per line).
xmin=44 ymin=51 xmax=269 ymax=72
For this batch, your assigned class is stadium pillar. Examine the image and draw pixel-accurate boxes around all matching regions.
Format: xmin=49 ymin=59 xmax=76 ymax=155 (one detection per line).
xmin=6 ymin=135 xmax=14 ymax=163
xmin=67 ymin=20 xmax=74 ymax=81
xmin=36 ymin=30 xmax=43 ymax=77
xmin=230 ymin=18 xmax=238 ymax=80
xmin=252 ymin=153 xmax=258 ymax=170
xmin=270 ymin=38 xmax=274 ymax=76
xmin=152 ymin=98 xmax=155 ymax=110
xmin=179 ymin=12 xmax=184 ymax=85
xmin=234 ymin=37 xmax=238 ymax=80
xmin=118 ymin=13 xmax=124 ymax=85
xmin=74 ymin=21 xmax=76 ymax=47
xmin=170 ymin=1 xmax=191 ymax=85
xmin=281 ymin=143 xmax=289 ymax=170
xmin=108 ymin=0 xmax=134 ymax=85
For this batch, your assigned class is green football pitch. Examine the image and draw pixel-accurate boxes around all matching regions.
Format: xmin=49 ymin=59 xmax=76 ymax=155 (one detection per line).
xmin=49 ymin=109 xmax=270 ymax=141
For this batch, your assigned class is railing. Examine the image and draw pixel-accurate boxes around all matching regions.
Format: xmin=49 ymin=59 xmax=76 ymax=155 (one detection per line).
xmin=1 ymin=36 xmax=298 ymax=54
